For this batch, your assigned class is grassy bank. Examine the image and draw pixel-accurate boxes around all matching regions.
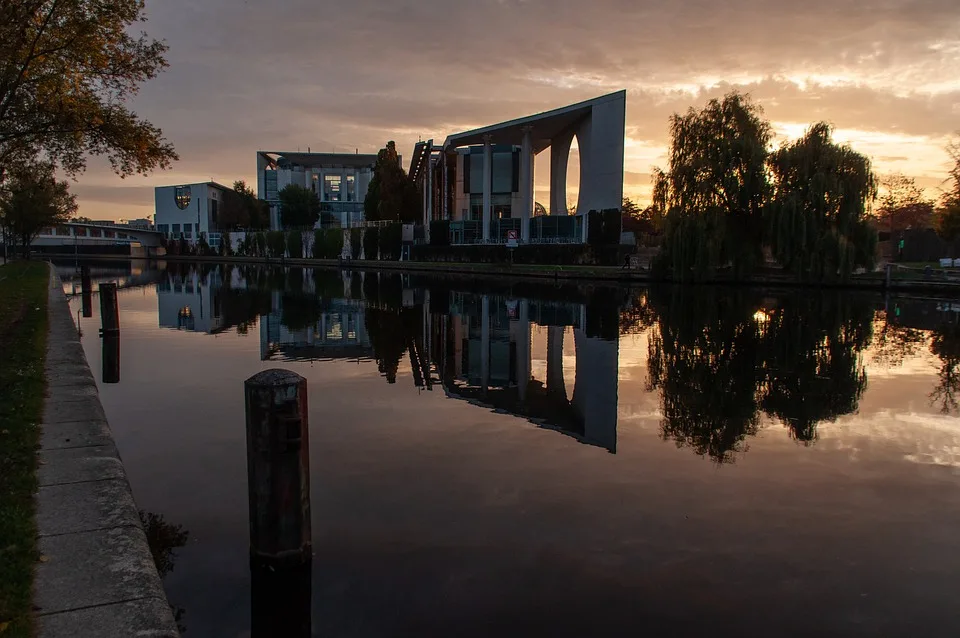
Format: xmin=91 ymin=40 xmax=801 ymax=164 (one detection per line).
xmin=0 ymin=261 xmax=49 ymax=637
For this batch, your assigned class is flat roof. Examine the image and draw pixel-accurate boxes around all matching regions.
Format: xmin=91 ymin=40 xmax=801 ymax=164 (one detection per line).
xmin=443 ymin=90 xmax=626 ymax=154
xmin=259 ymin=151 xmax=379 ymax=170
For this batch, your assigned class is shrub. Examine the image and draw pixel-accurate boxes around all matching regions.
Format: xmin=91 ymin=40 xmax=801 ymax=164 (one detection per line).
xmin=266 ymin=231 xmax=286 ymax=258
xmin=363 ymin=227 xmax=380 ymax=260
xmin=349 ymin=228 xmax=362 ymax=259
xmin=287 ymin=231 xmax=303 ymax=258
xmin=379 ymin=223 xmax=402 ymax=260
xmin=430 ymin=220 xmax=450 ymax=246
xmin=312 ymin=229 xmax=342 ymax=259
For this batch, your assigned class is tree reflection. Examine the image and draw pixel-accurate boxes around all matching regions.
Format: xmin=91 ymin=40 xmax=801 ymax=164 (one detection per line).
xmin=647 ymin=287 xmax=763 ymax=463
xmin=930 ymin=317 xmax=960 ymax=414
xmin=759 ymin=293 xmax=872 ymax=443
xmin=139 ymin=510 xmax=189 ymax=633
xmin=646 ymin=287 xmax=876 ymax=461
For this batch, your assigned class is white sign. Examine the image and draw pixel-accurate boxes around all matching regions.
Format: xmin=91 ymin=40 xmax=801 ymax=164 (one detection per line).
xmin=506 ymin=229 xmax=519 ymax=248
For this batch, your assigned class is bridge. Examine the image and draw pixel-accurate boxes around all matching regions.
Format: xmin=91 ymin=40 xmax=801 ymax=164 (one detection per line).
xmin=31 ymin=221 xmax=164 ymax=255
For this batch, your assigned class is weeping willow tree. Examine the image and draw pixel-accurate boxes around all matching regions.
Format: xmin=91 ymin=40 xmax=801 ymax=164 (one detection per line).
xmin=653 ymin=93 xmax=772 ymax=281
xmin=767 ymin=123 xmax=878 ymax=281
xmin=759 ymin=292 xmax=873 ymax=443
xmin=646 ymin=286 xmax=764 ymax=463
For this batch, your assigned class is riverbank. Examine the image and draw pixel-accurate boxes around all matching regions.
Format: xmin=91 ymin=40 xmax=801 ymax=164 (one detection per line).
xmin=32 ymin=268 xmax=178 ymax=636
xmin=38 ymin=252 xmax=960 ymax=293
xmin=0 ymin=261 xmax=49 ymax=637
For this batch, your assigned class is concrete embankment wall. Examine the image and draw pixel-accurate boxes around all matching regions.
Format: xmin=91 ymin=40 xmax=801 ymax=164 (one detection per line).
xmin=34 ymin=268 xmax=178 ymax=637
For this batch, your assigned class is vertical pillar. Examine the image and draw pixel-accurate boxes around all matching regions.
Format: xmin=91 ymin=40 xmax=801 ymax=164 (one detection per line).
xmin=340 ymin=167 xmax=349 ymax=228
xmin=481 ymin=295 xmax=490 ymax=395
xmin=520 ymin=126 xmax=534 ymax=242
xmin=482 ymin=135 xmax=493 ymax=242
xmin=517 ymin=299 xmax=530 ymax=402
xmin=101 ymin=334 xmax=120 ymax=384
xmin=425 ymin=154 xmax=433 ymax=244
xmin=442 ymin=153 xmax=449 ymax=220
xmin=244 ymin=369 xmax=312 ymax=564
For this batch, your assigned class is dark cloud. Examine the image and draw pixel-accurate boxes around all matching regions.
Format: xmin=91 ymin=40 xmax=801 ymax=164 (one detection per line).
xmin=75 ymin=0 xmax=960 ymax=217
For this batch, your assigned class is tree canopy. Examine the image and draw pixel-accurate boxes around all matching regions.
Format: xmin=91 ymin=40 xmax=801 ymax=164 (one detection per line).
xmin=767 ymin=122 xmax=878 ymax=281
xmin=278 ymin=184 xmax=320 ymax=229
xmin=936 ymin=137 xmax=960 ymax=252
xmin=0 ymin=160 xmax=76 ymax=257
xmin=875 ymin=173 xmax=934 ymax=233
xmin=0 ymin=0 xmax=178 ymax=178
xmin=220 ymin=181 xmax=269 ymax=230
xmin=654 ymin=92 xmax=772 ymax=279
xmin=364 ymin=141 xmax=420 ymax=223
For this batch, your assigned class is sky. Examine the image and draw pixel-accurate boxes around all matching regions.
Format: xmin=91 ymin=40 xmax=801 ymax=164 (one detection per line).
xmin=77 ymin=0 xmax=960 ymax=220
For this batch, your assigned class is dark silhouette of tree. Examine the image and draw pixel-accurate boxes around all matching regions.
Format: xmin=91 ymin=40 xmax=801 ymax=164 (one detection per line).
xmin=875 ymin=173 xmax=935 ymax=233
xmin=0 ymin=160 xmax=76 ymax=257
xmin=930 ymin=318 xmax=960 ymax=414
xmin=221 ymin=181 xmax=270 ymax=230
xmin=767 ymin=122 xmax=878 ymax=281
xmin=759 ymin=293 xmax=873 ymax=443
xmin=364 ymin=141 xmax=420 ymax=223
xmin=647 ymin=287 xmax=763 ymax=463
xmin=653 ymin=93 xmax=772 ymax=280
xmin=278 ymin=184 xmax=320 ymax=229
xmin=936 ymin=136 xmax=960 ymax=256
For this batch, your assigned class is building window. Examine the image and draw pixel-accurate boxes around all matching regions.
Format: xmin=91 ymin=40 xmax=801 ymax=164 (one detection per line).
xmin=56 ymin=226 xmax=71 ymax=236
xmin=172 ymin=224 xmax=181 ymax=234
xmin=118 ymin=232 xmax=128 ymax=239
xmin=265 ymin=171 xmax=278 ymax=200
xmin=323 ymin=175 xmax=341 ymax=202
xmin=210 ymin=199 xmax=219 ymax=226
xmin=104 ymin=230 xmax=115 ymax=238
xmin=90 ymin=228 xmax=102 ymax=237
xmin=75 ymin=227 xmax=87 ymax=237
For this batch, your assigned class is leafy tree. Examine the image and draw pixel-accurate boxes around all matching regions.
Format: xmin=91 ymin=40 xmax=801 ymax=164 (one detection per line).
xmin=654 ymin=92 xmax=772 ymax=279
xmin=221 ymin=180 xmax=269 ymax=230
xmin=0 ymin=160 xmax=76 ymax=257
xmin=0 ymin=0 xmax=177 ymax=178
xmin=277 ymin=184 xmax=319 ymax=229
xmin=767 ymin=122 xmax=878 ymax=281
xmin=364 ymin=141 xmax=420 ymax=222
xmin=936 ymin=138 xmax=960 ymax=256
xmin=875 ymin=173 xmax=934 ymax=233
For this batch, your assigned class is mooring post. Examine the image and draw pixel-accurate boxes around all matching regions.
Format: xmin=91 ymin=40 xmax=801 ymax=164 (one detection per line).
xmin=80 ymin=265 xmax=93 ymax=318
xmin=885 ymin=263 xmax=893 ymax=289
xmin=98 ymin=282 xmax=120 ymax=336
xmin=101 ymin=334 xmax=120 ymax=384
xmin=244 ymin=369 xmax=311 ymax=566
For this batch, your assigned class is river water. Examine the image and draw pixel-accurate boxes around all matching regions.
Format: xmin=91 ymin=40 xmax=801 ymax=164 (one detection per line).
xmin=61 ymin=260 xmax=960 ymax=637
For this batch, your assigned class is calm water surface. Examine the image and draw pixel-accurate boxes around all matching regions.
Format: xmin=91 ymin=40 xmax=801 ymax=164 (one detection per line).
xmin=61 ymin=260 xmax=960 ymax=637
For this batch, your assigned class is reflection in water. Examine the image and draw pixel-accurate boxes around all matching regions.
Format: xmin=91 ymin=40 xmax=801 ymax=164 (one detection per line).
xmin=930 ymin=316 xmax=960 ymax=414
xmin=139 ymin=511 xmax=189 ymax=634
xmin=62 ymin=260 xmax=960 ymax=636
xmin=648 ymin=288 xmax=875 ymax=461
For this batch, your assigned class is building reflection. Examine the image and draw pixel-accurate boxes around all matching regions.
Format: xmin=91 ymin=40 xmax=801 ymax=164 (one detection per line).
xmin=426 ymin=292 xmax=620 ymax=452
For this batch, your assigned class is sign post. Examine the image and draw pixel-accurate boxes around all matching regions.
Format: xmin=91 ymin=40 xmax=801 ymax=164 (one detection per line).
xmin=506 ymin=229 xmax=519 ymax=265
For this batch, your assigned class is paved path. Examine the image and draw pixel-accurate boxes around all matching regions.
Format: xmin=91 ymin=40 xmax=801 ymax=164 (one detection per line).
xmin=33 ymin=268 xmax=178 ymax=636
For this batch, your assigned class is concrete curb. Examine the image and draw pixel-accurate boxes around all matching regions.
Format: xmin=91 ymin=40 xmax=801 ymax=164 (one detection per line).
xmin=34 ymin=266 xmax=179 ymax=637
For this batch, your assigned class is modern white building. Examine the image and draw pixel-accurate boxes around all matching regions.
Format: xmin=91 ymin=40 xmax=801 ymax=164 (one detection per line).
xmin=256 ymin=151 xmax=379 ymax=229
xmin=154 ymin=182 xmax=231 ymax=249
xmin=411 ymin=90 xmax=626 ymax=244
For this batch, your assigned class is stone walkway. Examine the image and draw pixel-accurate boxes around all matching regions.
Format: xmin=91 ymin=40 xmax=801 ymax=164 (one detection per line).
xmin=33 ymin=268 xmax=178 ymax=636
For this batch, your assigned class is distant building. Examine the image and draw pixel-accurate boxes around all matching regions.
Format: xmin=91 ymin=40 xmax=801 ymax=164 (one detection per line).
xmin=256 ymin=151 xmax=379 ymax=228
xmin=154 ymin=182 xmax=231 ymax=249
xmin=118 ymin=217 xmax=154 ymax=230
